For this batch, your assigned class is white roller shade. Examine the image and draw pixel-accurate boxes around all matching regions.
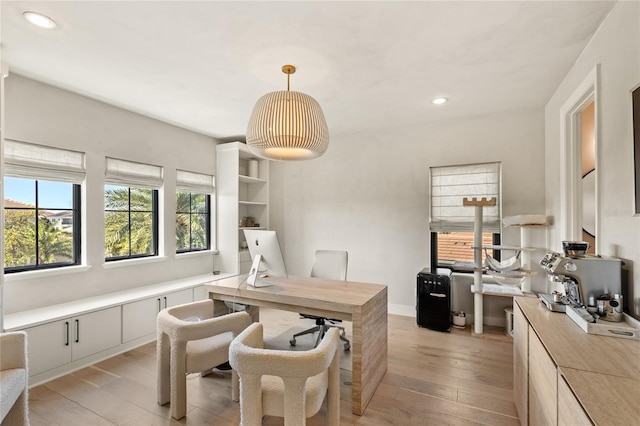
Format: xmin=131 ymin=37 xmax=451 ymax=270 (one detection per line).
xmin=430 ymin=162 xmax=501 ymax=233
xmin=176 ymin=170 xmax=215 ymax=194
xmin=4 ymin=139 xmax=86 ymax=184
xmin=105 ymin=157 xmax=163 ymax=189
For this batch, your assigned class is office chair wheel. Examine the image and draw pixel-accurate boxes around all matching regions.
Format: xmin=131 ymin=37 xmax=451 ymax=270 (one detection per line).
xmin=289 ymin=338 xmax=297 ymax=346
xmin=343 ymin=342 xmax=350 ymax=351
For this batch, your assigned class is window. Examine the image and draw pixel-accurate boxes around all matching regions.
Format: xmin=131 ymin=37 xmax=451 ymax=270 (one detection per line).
xmin=104 ymin=186 xmax=158 ymax=260
xmin=429 ymin=162 xmax=501 ymax=272
xmin=4 ymin=178 xmax=81 ymax=272
xmin=104 ymin=157 xmax=163 ymax=261
xmin=3 ymin=140 xmax=85 ymax=273
xmin=176 ymin=192 xmax=210 ymax=252
xmin=175 ymin=170 xmax=214 ymax=253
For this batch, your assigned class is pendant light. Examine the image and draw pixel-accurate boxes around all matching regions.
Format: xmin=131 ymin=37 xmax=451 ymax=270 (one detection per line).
xmin=246 ymin=65 xmax=329 ymax=160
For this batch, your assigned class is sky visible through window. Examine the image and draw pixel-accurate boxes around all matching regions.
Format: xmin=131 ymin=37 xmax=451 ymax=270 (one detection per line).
xmin=5 ymin=177 xmax=73 ymax=207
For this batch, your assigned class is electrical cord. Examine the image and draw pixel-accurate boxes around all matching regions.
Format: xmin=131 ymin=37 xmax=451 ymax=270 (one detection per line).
xmin=226 ymin=274 xmax=250 ymax=314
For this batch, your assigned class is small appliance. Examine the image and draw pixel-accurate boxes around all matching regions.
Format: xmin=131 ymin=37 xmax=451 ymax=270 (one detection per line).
xmin=538 ymin=252 xmax=622 ymax=313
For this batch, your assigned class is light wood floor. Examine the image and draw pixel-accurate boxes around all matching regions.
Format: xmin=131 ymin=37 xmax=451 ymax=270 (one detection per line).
xmin=27 ymin=310 xmax=519 ymax=425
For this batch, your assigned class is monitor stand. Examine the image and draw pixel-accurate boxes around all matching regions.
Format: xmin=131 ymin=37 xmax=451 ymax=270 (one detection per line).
xmin=246 ymin=254 xmax=273 ymax=287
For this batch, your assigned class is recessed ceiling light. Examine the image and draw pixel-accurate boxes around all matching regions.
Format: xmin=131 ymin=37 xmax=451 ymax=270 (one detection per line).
xmin=432 ymin=97 xmax=448 ymax=105
xmin=23 ymin=11 xmax=57 ymax=29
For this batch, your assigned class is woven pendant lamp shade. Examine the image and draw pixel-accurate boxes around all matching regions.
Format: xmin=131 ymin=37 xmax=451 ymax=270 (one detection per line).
xmin=246 ymin=66 xmax=329 ymax=161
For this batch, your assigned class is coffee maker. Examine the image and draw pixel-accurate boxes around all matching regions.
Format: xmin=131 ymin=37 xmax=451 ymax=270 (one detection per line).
xmin=539 ymin=252 xmax=622 ymax=312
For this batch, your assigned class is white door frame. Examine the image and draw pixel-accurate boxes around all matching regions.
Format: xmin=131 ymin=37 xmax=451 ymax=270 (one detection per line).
xmin=559 ymin=66 xmax=599 ymax=249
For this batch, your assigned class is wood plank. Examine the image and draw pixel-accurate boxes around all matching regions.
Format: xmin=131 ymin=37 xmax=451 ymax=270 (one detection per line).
xmin=29 ymin=309 xmax=520 ymax=426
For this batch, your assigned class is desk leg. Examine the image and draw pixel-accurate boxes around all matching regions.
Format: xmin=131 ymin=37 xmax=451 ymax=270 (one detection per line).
xmin=351 ymin=287 xmax=388 ymax=415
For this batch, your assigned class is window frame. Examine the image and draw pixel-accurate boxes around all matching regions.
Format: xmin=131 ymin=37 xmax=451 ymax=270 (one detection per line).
xmin=104 ymin=186 xmax=159 ymax=262
xmin=430 ymin=231 xmax=501 ymax=273
xmin=4 ymin=179 xmax=81 ymax=274
xmin=175 ymin=191 xmax=211 ymax=254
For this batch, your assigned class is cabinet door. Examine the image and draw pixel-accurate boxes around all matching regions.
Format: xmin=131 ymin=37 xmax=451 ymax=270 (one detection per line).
xmin=122 ymin=296 xmax=162 ymax=343
xmin=193 ymin=285 xmax=207 ymax=301
xmin=164 ymin=288 xmax=193 ymax=308
xmin=513 ymin=303 xmax=528 ymax=426
xmin=529 ymin=326 xmax=557 ymax=426
xmin=558 ymin=374 xmax=593 ymax=426
xmin=72 ymin=306 xmax=121 ymax=361
xmin=25 ymin=319 xmax=72 ymax=375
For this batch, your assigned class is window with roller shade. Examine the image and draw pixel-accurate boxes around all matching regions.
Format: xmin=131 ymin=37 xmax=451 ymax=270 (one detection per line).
xmin=429 ymin=162 xmax=502 ymax=272
xmin=175 ymin=170 xmax=214 ymax=253
xmin=3 ymin=140 xmax=84 ymax=273
xmin=104 ymin=157 xmax=162 ymax=261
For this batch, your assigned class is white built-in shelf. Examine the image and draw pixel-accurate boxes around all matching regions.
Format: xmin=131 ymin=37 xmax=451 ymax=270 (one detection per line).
xmin=239 ymin=226 xmax=267 ymax=230
xmin=239 ymin=175 xmax=267 ymax=184
xmin=238 ymin=201 xmax=267 ymax=206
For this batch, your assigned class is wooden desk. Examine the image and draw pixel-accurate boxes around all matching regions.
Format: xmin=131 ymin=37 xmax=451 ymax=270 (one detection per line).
xmin=205 ymin=274 xmax=388 ymax=415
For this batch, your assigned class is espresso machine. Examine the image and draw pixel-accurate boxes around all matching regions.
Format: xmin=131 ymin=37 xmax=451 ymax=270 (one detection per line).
xmin=538 ymin=252 xmax=622 ymax=312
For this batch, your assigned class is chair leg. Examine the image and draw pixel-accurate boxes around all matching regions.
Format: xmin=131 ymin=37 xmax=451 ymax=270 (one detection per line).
xmin=315 ymin=324 xmax=328 ymax=348
xmin=170 ymin=343 xmax=188 ymax=420
xmin=157 ymin=332 xmax=171 ymax=406
xmin=290 ymin=325 xmax=321 ymax=346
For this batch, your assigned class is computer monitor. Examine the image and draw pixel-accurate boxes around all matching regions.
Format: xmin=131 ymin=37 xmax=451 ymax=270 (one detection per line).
xmin=243 ymin=229 xmax=288 ymax=287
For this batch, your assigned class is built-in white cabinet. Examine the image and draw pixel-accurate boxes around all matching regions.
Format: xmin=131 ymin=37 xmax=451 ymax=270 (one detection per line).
xmin=24 ymin=306 xmax=121 ymax=376
xmin=122 ymin=288 xmax=193 ymax=343
xmin=216 ymin=142 xmax=269 ymax=274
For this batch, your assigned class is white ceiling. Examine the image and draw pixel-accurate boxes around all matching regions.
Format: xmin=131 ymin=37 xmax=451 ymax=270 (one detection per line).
xmin=1 ymin=1 xmax=615 ymax=140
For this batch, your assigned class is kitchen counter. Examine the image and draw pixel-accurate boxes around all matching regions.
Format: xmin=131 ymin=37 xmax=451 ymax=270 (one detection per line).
xmin=515 ymin=297 xmax=640 ymax=425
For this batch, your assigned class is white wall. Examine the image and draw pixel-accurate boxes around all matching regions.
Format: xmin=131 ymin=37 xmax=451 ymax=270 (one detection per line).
xmin=544 ymin=1 xmax=640 ymax=318
xmin=270 ymin=108 xmax=547 ymax=315
xmin=4 ymin=74 xmax=219 ymax=313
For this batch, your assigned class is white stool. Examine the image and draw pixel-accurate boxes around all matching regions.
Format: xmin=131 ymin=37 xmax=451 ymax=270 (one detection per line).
xmin=505 ymin=306 xmax=514 ymax=337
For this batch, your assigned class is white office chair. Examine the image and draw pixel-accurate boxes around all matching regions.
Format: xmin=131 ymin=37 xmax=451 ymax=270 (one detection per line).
xmin=290 ymin=250 xmax=351 ymax=350
xmin=230 ymin=322 xmax=340 ymax=426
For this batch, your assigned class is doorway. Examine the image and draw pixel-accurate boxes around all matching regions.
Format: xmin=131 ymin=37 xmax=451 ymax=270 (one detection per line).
xmin=580 ymin=101 xmax=596 ymax=253
xmin=559 ymin=67 xmax=598 ymax=250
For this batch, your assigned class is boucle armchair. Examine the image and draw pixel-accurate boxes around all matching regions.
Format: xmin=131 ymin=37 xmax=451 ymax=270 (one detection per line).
xmin=157 ymin=299 xmax=250 ymax=420
xmin=0 ymin=331 xmax=29 ymax=426
xmin=229 ymin=322 xmax=340 ymax=426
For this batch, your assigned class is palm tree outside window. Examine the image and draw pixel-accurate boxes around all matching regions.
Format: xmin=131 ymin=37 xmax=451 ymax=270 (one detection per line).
xmin=176 ymin=192 xmax=210 ymax=253
xmin=104 ymin=185 xmax=158 ymax=260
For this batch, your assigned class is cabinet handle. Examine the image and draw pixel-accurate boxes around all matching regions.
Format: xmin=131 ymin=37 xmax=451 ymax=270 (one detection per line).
xmin=164 ymin=296 xmax=168 ymax=308
xmin=75 ymin=319 xmax=80 ymax=343
xmin=158 ymin=298 xmax=162 ymax=313
xmin=65 ymin=321 xmax=70 ymax=346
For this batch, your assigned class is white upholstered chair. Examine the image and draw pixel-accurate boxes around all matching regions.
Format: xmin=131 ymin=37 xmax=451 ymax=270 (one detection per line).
xmin=157 ymin=299 xmax=250 ymax=419
xmin=290 ymin=250 xmax=351 ymax=350
xmin=229 ymin=322 xmax=340 ymax=426
xmin=0 ymin=331 xmax=29 ymax=426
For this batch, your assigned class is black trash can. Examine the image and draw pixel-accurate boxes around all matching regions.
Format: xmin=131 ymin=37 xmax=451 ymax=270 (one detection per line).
xmin=416 ymin=268 xmax=452 ymax=332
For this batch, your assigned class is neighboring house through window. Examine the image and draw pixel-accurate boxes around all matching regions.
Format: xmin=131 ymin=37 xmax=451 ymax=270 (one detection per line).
xmin=104 ymin=157 xmax=162 ymax=261
xmin=3 ymin=140 xmax=85 ymax=273
xmin=175 ymin=170 xmax=214 ymax=253
xmin=429 ymin=162 xmax=502 ymax=272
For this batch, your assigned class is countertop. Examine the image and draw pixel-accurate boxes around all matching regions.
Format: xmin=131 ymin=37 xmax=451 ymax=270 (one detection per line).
xmin=515 ymin=297 xmax=640 ymax=425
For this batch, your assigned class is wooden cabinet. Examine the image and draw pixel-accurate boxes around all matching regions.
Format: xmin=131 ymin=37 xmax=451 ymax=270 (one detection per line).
xmin=558 ymin=373 xmax=593 ymax=426
xmin=528 ymin=326 xmax=557 ymax=426
xmin=513 ymin=303 xmax=529 ymax=425
xmin=216 ymin=141 xmax=269 ymax=275
xmin=122 ymin=288 xmax=193 ymax=343
xmin=25 ymin=307 xmax=121 ymax=376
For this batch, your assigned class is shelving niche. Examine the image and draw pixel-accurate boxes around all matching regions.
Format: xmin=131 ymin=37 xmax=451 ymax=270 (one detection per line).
xmin=216 ymin=142 xmax=269 ymax=274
